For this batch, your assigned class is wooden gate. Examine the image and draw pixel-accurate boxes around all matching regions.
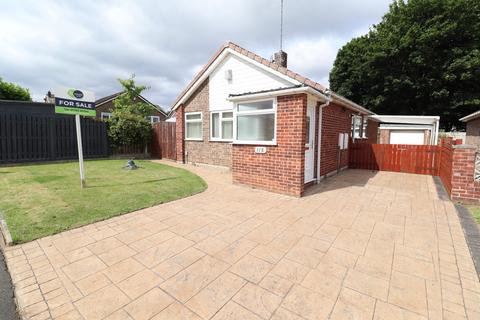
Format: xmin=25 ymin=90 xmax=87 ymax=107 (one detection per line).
xmin=349 ymin=143 xmax=441 ymax=175
xmin=151 ymin=122 xmax=176 ymax=160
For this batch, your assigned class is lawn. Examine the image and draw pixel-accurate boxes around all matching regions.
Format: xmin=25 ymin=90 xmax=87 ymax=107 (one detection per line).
xmin=0 ymin=160 xmax=207 ymax=243
xmin=465 ymin=205 xmax=480 ymax=224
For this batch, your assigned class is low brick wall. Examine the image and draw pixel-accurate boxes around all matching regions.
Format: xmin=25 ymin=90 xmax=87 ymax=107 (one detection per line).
xmin=450 ymin=145 xmax=480 ymax=203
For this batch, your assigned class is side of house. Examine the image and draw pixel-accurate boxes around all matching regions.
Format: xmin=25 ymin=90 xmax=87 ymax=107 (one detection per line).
xmin=461 ymin=111 xmax=480 ymax=148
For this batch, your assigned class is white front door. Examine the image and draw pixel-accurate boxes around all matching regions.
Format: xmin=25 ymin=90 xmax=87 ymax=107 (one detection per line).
xmin=304 ymin=105 xmax=315 ymax=183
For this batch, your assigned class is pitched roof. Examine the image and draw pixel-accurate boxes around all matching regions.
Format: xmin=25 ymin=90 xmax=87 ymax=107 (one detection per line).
xmin=460 ymin=110 xmax=480 ymax=122
xmin=171 ymin=41 xmax=373 ymax=115
xmin=96 ymin=92 xmax=167 ymax=116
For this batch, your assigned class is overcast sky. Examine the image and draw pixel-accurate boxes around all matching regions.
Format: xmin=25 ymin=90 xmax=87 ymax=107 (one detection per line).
xmin=0 ymin=0 xmax=392 ymax=109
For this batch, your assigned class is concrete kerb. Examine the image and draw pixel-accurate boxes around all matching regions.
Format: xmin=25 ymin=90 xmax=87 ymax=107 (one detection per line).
xmin=0 ymin=212 xmax=13 ymax=248
xmin=455 ymin=204 xmax=480 ymax=279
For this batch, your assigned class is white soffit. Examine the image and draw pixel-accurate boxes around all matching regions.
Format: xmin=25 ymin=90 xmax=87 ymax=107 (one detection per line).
xmin=371 ymin=115 xmax=439 ymax=125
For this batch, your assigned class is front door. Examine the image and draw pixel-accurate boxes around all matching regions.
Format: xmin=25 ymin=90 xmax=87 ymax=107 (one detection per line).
xmin=304 ymin=105 xmax=315 ymax=183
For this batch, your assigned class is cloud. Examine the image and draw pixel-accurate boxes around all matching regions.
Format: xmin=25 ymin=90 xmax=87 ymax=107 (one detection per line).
xmin=0 ymin=0 xmax=392 ymax=108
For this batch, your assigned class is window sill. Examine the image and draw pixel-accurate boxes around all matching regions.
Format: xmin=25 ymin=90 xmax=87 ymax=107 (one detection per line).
xmin=210 ymin=139 xmax=233 ymax=143
xmin=185 ymin=138 xmax=203 ymax=141
xmin=233 ymin=141 xmax=277 ymax=146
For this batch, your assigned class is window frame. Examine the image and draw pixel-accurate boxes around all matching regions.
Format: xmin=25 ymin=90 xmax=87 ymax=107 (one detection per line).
xmin=185 ymin=111 xmax=203 ymax=141
xmin=148 ymin=115 xmax=161 ymax=124
xmin=101 ymin=112 xmax=112 ymax=120
xmin=210 ymin=110 xmax=234 ymax=142
xmin=233 ymin=98 xmax=277 ymax=145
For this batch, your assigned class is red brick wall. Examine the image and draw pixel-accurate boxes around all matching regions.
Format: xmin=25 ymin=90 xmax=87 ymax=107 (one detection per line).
xmin=175 ymin=105 xmax=185 ymax=162
xmin=182 ymin=79 xmax=232 ymax=167
xmin=232 ymin=94 xmax=307 ymax=197
xmin=450 ymin=146 xmax=480 ymax=203
xmin=366 ymin=120 xmax=379 ymax=143
xmin=320 ymin=103 xmax=353 ymax=176
xmin=379 ymin=129 xmax=390 ymax=144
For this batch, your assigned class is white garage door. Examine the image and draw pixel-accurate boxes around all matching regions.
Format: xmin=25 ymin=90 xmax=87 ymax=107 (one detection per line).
xmin=390 ymin=130 xmax=425 ymax=145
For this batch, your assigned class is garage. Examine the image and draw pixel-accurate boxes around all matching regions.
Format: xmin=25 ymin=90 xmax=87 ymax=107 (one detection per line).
xmin=389 ymin=130 xmax=425 ymax=145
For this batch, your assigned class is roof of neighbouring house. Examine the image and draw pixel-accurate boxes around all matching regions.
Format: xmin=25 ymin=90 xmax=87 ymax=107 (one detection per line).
xmin=460 ymin=110 xmax=480 ymax=122
xmin=96 ymin=92 xmax=167 ymax=116
xmin=170 ymin=41 xmax=374 ymax=115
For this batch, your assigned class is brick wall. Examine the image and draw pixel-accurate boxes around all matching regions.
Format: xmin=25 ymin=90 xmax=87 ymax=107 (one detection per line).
xmin=232 ymin=94 xmax=307 ymax=197
xmin=379 ymin=129 xmax=390 ymax=144
xmin=320 ymin=103 xmax=353 ymax=176
xmin=366 ymin=120 xmax=379 ymax=143
xmin=182 ymin=79 xmax=232 ymax=167
xmin=450 ymin=145 xmax=480 ymax=203
xmin=465 ymin=119 xmax=480 ymax=148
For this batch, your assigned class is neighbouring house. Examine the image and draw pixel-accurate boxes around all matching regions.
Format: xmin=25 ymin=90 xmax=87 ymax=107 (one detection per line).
xmin=460 ymin=110 xmax=480 ymax=147
xmin=369 ymin=115 xmax=440 ymax=145
xmin=95 ymin=92 xmax=168 ymax=123
xmin=170 ymin=41 xmax=377 ymax=197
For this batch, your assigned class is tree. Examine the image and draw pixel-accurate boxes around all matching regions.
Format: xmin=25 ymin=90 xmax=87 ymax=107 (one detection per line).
xmin=329 ymin=0 xmax=480 ymax=129
xmin=107 ymin=75 xmax=155 ymax=148
xmin=0 ymin=77 xmax=31 ymax=101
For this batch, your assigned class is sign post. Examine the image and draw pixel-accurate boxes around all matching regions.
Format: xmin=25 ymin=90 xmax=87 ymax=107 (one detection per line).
xmin=54 ymin=87 xmax=95 ymax=188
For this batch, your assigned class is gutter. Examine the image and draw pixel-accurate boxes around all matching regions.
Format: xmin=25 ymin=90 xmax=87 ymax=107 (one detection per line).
xmin=227 ymin=85 xmax=330 ymax=103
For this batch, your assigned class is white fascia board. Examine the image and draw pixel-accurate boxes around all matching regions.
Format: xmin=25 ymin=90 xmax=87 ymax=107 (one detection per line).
xmin=171 ymin=48 xmax=300 ymax=111
xmin=379 ymin=125 xmax=434 ymax=130
xmin=227 ymin=86 xmax=328 ymax=102
xmin=372 ymin=115 xmax=440 ymax=124
xmin=460 ymin=110 xmax=480 ymax=122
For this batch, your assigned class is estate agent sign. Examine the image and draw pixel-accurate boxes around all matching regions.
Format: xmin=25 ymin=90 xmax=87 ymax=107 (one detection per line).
xmin=54 ymin=87 xmax=96 ymax=188
xmin=54 ymin=87 xmax=96 ymax=117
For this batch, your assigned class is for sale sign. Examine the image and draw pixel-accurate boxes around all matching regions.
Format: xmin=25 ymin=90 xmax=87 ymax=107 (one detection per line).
xmin=54 ymin=87 xmax=95 ymax=117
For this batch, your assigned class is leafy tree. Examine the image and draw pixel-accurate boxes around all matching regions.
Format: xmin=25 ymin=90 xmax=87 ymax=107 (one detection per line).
xmin=107 ymin=75 xmax=155 ymax=148
xmin=329 ymin=0 xmax=480 ymax=129
xmin=0 ymin=77 xmax=31 ymax=101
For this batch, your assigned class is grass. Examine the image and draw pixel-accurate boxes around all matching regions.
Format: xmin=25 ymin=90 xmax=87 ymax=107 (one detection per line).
xmin=0 ymin=160 xmax=207 ymax=244
xmin=465 ymin=205 xmax=480 ymax=224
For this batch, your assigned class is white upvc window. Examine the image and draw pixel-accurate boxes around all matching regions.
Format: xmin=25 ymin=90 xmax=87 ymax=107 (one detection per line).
xmin=147 ymin=115 xmax=161 ymax=123
xmin=185 ymin=112 xmax=203 ymax=140
xmin=211 ymin=111 xmax=233 ymax=141
xmin=101 ymin=112 xmax=112 ymax=120
xmin=362 ymin=117 xmax=368 ymax=138
xmin=352 ymin=115 xmax=362 ymax=139
xmin=234 ymin=98 xmax=276 ymax=145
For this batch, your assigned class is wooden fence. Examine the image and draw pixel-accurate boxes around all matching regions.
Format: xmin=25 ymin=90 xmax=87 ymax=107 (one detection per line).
xmin=151 ymin=122 xmax=176 ymax=160
xmin=349 ymin=143 xmax=441 ymax=175
xmin=348 ymin=139 xmax=464 ymax=185
xmin=0 ymin=113 xmax=109 ymax=164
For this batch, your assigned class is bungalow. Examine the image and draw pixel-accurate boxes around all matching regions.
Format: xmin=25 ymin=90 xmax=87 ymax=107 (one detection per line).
xmin=171 ymin=42 xmax=377 ymax=196
xmin=95 ymin=92 xmax=168 ymax=123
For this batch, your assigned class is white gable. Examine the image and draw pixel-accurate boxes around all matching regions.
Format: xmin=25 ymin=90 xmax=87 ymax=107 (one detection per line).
xmin=209 ymin=53 xmax=294 ymax=111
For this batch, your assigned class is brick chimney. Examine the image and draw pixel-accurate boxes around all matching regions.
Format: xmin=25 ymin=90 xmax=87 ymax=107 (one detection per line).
xmin=273 ymin=50 xmax=287 ymax=68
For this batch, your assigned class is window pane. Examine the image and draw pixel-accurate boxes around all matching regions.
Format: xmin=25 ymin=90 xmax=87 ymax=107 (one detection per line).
xmin=212 ymin=113 xmax=220 ymax=138
xmin=238 ymin=100 xmax=273 ymax=112
xmin=222 ymin=120 xmax=233 ymax=140
xmin=186 ymin=122 xmax=202 ymax=139
xmin=237 ymin=114 xmax=275 ymax=141
xmin=186 ymin=113 xmax=201 ymax=120
xmin=222 ymin=112 xmax=233 ymax=119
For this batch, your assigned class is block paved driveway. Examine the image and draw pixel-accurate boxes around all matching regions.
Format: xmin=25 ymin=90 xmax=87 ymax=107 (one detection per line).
xmin=4 ymin=161 xmax=480 ymax=320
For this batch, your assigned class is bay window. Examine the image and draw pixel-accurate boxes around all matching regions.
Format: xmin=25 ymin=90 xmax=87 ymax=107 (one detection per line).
xmin=211 ymin=111 xmax=233 ymax=141
xmin=185 ymin=112 xmax=202 ymax=140
xmin=234 ymin=99 xmax=276 ymax=144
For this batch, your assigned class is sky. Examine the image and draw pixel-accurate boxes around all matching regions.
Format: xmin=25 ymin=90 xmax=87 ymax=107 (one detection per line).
xmin=0 ymin=0 xmax=392 ymax=109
